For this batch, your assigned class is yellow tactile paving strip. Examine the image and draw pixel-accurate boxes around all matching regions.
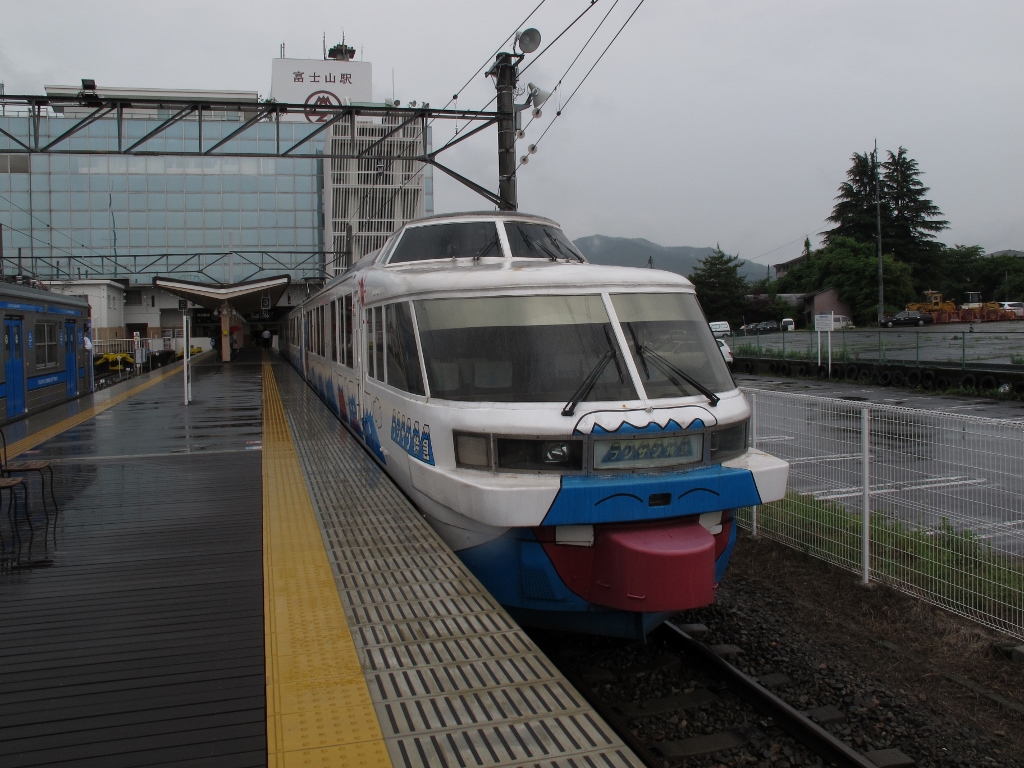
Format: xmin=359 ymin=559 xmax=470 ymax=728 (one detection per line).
xmin=262 ymin=361 xmax=392 ymax=768
xmin=6 ymin=363 xmax=186 ymax=459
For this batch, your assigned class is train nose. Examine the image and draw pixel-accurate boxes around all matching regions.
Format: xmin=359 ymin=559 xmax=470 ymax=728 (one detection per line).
xmin=542 ymin=518 xmax=717 ymax=612
xmin=591 ymin=521 xmax=715 ymax=611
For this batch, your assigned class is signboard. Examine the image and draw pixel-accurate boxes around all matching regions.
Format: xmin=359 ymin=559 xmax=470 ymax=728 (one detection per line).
xmin=814 ymin=313 xmax=835 ymax=332
xmin=178 ymin=299 xmax=187 ymax=311
xmin=271 ymin=58 xmax=373 ymax=122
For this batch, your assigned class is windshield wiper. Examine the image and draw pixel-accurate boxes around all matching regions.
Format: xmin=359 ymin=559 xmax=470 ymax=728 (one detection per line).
xmin=635 ymin=344 xmax=720 ymax=407
xmin=472 ymin=235 xmax=500 ymax=260
xmin=562 ymin=327 xmax=622 ymax=417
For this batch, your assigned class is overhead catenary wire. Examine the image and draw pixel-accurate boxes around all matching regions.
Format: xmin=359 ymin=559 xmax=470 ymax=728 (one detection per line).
xmin=517 ymin=0 xmax=622 ymax=141
xmin=362 ymin=0 xmax=555 ymax=227
xmin=433 ymin=0 xmax=603 ymax=156
xmin=435 ymin=0 xmax=549 ymax=117
xmin=517 ymin=0 xmax=648 ymax=171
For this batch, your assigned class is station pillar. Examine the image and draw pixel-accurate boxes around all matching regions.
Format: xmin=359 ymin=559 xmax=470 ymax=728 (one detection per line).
xmin=220 ymin=303 xmax=231 ymax=362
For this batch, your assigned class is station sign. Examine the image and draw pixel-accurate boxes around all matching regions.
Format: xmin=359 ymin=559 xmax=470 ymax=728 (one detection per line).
xmin=814 ymin=313 xmax=835 ymax=332
xmin=270 ymin=58 xmax=373 ymax=122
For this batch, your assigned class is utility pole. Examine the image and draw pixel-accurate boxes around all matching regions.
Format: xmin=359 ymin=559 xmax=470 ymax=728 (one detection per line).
xmin=491 ymin=52 xmax=519 ymax=211
xmin=875 ymin=138 xmax=884 ymax=322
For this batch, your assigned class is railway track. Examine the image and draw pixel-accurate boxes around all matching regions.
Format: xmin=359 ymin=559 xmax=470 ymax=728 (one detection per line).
xmin=533 ymin=621 xmax=906 ymax=768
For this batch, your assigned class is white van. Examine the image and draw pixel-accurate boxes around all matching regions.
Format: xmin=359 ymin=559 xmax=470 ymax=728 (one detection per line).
xmin=781 ymin=318 xmax=795 ymax=332
xmin=814 ymin=314 xmax=855 ymax=331
xmin=708 ymin=321 xmax=731 ymax=338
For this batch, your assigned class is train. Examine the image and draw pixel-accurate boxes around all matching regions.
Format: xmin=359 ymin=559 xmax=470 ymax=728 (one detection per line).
xmin=0 ymin=280 xmax=92 ymax=425
xmin=283 ymin=211 xmax=788 ymax=638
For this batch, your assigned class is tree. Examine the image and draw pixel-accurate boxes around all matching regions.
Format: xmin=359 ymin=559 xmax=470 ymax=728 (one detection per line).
xmin=821 ymin=151 xmax=886 ymax=247
xmin=777 ymin=237 xmax=915 ymax=325
xmin=688 ymin=246 xmax=748 ymax=326
xmin=882 ymin=147 xmax=949 ymax=285
xmin=821 ymin=146 xmax=949 ymax=291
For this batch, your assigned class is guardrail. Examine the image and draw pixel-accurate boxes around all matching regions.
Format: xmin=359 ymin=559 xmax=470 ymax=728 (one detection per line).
xmin=740 ymin=387 xmax=1024 ymax=640
xmin=93 ymin=339 xmax=156 ymax=356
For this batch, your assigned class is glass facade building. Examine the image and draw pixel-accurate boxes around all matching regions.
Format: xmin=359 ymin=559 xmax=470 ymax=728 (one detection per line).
xmin=0 ymin=112 xmax=325 ymax=286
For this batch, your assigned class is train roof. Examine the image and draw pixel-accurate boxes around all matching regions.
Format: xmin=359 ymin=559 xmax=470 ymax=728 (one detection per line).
xmin=0 ymin=280 xmax=91 ymax=313
xmin=304 ymin=212 xmax=696 ymax=309
xmin=301 ymin=258 xmax=694 ymax=310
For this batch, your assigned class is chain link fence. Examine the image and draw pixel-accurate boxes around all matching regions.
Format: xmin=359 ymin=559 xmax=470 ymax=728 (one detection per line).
xmin=739 ymin=387 xmax=1024 ymax=639
xmin=731 ymin=328 xmax=1024 ymax=371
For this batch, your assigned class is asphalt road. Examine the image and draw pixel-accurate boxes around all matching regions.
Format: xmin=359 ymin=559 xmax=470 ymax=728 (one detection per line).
xmin=736 ymin=373 xmax=1024 ymax=555
xmin=735 ymin=372 xmax=1024 ymax=422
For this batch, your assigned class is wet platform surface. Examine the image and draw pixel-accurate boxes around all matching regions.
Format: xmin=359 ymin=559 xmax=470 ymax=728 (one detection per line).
xmin=0 ymin=350 xmax=640 ymax=767
xmin=0 ymin=353 xmax=266 ymax=767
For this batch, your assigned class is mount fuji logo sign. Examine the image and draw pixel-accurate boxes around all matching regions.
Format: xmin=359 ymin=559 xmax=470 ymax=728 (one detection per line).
xmin=304 ymin=91 xmax=343 ymax=122
xmin=271 ymin=58 xmax=372 ymax=122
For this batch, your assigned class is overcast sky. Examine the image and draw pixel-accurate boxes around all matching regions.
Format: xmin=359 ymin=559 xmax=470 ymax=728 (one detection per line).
xmin=2 ymin=1 xmax=1021 ymax=266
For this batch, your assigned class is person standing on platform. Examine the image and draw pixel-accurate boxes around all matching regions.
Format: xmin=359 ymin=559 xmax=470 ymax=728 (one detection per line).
xmin=83 ymin=327 xmax=94 ymax=392
xmin=262 ymin=328 xmax=272 ymax=349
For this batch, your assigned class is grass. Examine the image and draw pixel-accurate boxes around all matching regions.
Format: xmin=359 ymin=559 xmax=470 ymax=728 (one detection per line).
xmin=737 ymin=493 xmax=1024 ymax=635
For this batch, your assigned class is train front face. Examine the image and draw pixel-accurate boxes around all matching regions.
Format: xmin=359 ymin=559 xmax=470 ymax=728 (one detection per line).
xmin=408 ymin=280 xmax=789 ymax=639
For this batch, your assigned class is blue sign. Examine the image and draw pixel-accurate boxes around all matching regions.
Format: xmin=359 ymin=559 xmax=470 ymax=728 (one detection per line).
xmin=27 ymin=331 xmax=33 ymax=348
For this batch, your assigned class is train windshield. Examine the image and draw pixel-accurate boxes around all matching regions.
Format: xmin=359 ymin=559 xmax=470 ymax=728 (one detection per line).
xmin=389 ymin=222 xmax=501 ymax=263
xmin=504 ymin=222 xmax=584 ymax=261
xmin=414 ymin=295 xmax=637 ymax=403
xmin=611 ymin=292 xmax=735 ymax=399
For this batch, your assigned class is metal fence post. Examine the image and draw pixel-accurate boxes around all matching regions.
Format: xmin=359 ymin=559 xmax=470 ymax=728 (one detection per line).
xmin=916 ymin=331 xmax=920 ymax=368
xmin=861 ymin=407 xmax=871 ymax=585
xmin=962 ymin=333 xmax=966 ymax=369
xmin=750 ymin=392 xmax=758 ymax=537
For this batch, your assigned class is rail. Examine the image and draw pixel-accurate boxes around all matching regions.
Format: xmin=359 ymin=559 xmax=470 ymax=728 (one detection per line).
xmin=742 ymin=387 xmax=1024 ymax=640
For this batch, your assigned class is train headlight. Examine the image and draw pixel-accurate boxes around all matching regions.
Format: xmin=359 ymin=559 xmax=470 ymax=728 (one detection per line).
xmin=455 ymin=432 xmax=491 ymax=469
xmin=496 ymin=437 xmax=584 ymax=472
xmin=709 ymin=421 xmax=748 ymax=463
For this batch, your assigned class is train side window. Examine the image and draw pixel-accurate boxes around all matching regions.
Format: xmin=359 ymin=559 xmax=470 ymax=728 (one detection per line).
xmin=374 ymin=306 xmax=384 ymax=381
xmin=318 ymin=306 xmax=324 ymax=356
xmin=385 ymin=303 xmax=425 ymax=396
xmin=35 ymin=322 xmax=58 ymax=369
xmin=343 ymin=294 xmax=353 ymax=367
xmin=365 ymin=308 xmax=376 ymax=379
xmin=329 ymin=301 xmax=338 ymax=363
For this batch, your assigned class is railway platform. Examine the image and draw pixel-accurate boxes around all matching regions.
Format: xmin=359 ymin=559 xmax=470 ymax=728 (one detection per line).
xmin=0 ymin=349 xmax=640 ymax=768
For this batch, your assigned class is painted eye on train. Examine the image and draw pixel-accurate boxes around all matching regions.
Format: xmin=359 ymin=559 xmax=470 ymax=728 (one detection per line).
xmin=541 ymin=442 xmax=570 ymax=464
xmin=495 ymin=438 xmax=584 ymax=472
xmin=709 ymin=421 xmax=748 ymax=463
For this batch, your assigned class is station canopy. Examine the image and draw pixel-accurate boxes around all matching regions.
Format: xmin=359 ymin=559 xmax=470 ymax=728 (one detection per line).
xmin=153 ymin=275 xmax=290 ymax=316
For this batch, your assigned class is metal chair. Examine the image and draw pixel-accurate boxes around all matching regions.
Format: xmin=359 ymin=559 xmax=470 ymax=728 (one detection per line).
xmin=0 ymin=475 xmax=28 ymax=531
xmin=0 ymin=430 xmax=57 ymax=516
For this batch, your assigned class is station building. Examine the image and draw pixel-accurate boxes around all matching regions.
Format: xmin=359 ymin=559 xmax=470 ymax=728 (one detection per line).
xmin=0 ymin=44 xmax=431 ymax=352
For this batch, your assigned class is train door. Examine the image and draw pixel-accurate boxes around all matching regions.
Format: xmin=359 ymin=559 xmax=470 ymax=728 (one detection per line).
xmin=4 ymin=318 xmax=25 ymax=418
xmin=64 ymin=320 xmax=78 ymax=398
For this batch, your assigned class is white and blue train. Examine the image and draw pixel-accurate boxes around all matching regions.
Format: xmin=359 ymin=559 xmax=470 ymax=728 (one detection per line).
xmin=283 ymin=212 xmax=788 ymax=638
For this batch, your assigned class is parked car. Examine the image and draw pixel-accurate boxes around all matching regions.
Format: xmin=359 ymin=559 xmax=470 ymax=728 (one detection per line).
xmin=998 ymin=301 xmax=1024 ymax=319
xmin=781 ymin=318 xmax=795 ymax=332
xmin=759 ymin=320 xmax=779 ymax=332
xmin=717 ymin=338 xmax=733 ymax=365
xmin=708 ymin=321 xmax=732 ymax=338
xmin=880 ymin=310 xmax=934 ymax=327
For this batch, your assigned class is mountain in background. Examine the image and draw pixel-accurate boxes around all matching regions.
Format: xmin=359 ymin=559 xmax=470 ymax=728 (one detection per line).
xmin=573 ymin=235 xmax=768 ymax=282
